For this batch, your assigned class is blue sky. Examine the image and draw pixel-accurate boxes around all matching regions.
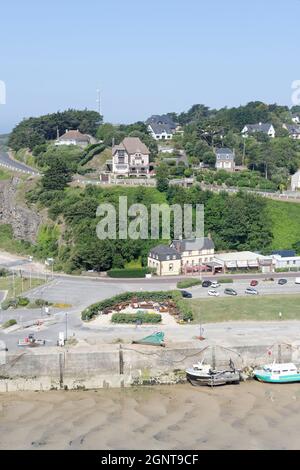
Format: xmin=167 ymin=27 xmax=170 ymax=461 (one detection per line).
xmin=0 ymin=0 xmax=299 ymax=133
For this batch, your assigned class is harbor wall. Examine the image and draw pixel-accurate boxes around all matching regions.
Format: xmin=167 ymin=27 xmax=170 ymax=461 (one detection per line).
xmin=1 ymin=342 xmax=300 ymax=391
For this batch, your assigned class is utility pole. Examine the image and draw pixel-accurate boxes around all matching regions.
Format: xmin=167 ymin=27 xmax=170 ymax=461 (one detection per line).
xmin=242 ymin=138 xmax=246 ymax=166
xmin=65 ymin=313 xmax=68 ymax=341
xmin=12 ymin=271 xmax=16 ymax=300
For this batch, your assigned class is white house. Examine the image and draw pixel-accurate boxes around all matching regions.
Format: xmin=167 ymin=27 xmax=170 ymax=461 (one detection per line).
xmin=241 ymin=123 xmax=276 ymax=138
xmin=291 ymin=170 xmax=300 ymax=191
xmin=55 ymin=129 xmax=92 ymax=148
xmin=283 ymin=124 xmax=300 ymax=140
xmin=146 ymin=115 xmax=177 ymax=140
xmin=271 ymin=251 xmax=300 ymax=270
xmin=215 ymin=148 xmax=235 ymax=171
xmin=292 ymin=114 xmax=300 ymax=124
xmin=111 ymin=137 xmax=150 ymax=178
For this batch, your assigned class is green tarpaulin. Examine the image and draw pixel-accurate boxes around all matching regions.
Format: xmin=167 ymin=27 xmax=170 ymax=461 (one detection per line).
xmin=133 ymin=332 xmax=165 ymax=347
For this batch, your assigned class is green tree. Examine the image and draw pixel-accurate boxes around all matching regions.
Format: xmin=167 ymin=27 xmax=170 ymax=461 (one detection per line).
xmin=41 ymin=157 xmax=72 ymax=191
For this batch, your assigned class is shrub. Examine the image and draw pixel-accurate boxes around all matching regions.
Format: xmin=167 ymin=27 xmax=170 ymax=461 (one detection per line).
xmin=2 ymin=319 xmax=17 ymax=329
xmin=111 ymin=313 xmax=162 ymax=324
xmin=177 ymin=279 xmax=202 ymax=289
xmin=17 ymin=297 xmax=30 ymax=307
xmin=107 ymin=268 xmax=152 ymax=278
xmin=218 ymin=278 xmax=233 ymax=284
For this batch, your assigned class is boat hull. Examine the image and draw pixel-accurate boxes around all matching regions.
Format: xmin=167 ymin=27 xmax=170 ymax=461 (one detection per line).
xmin=255 ymin=374 xmax=300 ymax=384
xmin=186 ymin=371 xmax=240 ymax=387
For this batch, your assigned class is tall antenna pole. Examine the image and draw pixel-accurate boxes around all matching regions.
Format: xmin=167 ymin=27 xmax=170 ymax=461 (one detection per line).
xmin=96 ymin=88 xmax=101 ymax=116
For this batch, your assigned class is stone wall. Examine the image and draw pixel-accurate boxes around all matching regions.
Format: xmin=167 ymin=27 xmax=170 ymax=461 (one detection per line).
xmin=1 ymin=342 xmax=300 ymax=391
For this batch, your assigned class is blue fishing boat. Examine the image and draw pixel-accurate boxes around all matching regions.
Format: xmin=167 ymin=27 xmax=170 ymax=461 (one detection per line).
xmin=253 ymin=362 xmax=300 ymax=383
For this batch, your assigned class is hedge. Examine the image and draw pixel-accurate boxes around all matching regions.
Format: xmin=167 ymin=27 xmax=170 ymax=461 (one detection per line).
xmin=177 ymin=279 xmax=202 ymax=289
xmin=81 ymin=290 xmax=193 ymax=322
xmin=218 ymin=278 xmax=233 ymax=284
xmin=2 ymin=319 xmax=17 ymax=329
xmin=111 ymin=313 xmax=162 ymax=324
xmin=107 ymin=268 xmax=152 ymax=278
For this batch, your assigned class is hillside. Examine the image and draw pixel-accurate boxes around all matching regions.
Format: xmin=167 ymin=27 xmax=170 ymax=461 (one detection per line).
xmin=267 ymin=200 xmax=300 ymax=250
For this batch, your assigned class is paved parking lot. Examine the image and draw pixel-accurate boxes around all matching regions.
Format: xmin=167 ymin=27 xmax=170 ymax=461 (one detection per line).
xmin=1 ymin=266 xmax=300 ymax=352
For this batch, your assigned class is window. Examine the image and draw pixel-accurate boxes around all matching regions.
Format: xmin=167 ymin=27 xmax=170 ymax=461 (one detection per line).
xmin=169 ymin=263 xmax=173 ymax=271
xmin=166 ymin=256 xmax=170 ymax=260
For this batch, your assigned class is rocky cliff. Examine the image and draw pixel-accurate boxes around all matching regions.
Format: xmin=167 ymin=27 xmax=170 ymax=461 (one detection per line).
xmin=0 ymin=177 xmax=42 ymax=243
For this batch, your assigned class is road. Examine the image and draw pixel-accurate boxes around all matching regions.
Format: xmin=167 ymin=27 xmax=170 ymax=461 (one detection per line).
xmin=1 ymin=273 xmax=300 ymax=351
xmin=0 ymin=150 xmax=40 ymax=176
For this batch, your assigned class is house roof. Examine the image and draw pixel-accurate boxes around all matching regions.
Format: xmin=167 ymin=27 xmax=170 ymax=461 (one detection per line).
xmin=284 ymin=124 xmax=300 ymax=135
xmin=146 ymin=114 xmax=177 ymax=128
xmin=242 ymin=123 xmax=273 ymax=134
xmin=112 ymin=137 xmax=149 ymax=155
xmin=59 ymin=129 xmax=90 ymax=142
xmin=149 ymin=245 xmax=181 ymax=261
xmin=271 ymin=250 xmax=296 ymax=258
xmin=215 ymin=148 xmax=235 ymax=158
xmin=148 ymin=122 xmax=174 ymax=135
xmin=171 ymin=237 xmax=215 ymax=253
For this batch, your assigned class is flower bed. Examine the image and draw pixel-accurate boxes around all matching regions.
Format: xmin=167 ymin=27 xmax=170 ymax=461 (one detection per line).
xmin=81 ymin=290 xmax=193 ymax=322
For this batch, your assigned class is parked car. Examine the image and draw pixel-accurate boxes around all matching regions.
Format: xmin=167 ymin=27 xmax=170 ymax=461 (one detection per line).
xmin=250 ymin=280 xmax=258 ymax=287
xmin=278 ymin=279 xmax=288 ymax=285
xmin=295 ymin=278 xmax=300 ymax=285
xmin=245 ymin=287 xmax=259 ymax=295
xmin=202 ymin=280 xmax=212 ymax=288
xmin=224 ymin=288 xmax=237 ymax=296
xmin=181 ymin=290 xmax=193 ymax=298
xmin=208 ymin=289 xmax=220 ymax=297
xmin=211 ymin=282 xmax=220 ymax=289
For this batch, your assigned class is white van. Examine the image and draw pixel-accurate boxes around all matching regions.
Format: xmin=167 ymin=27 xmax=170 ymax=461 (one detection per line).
xmin=295 ymin=278 xmax=300 ymax=284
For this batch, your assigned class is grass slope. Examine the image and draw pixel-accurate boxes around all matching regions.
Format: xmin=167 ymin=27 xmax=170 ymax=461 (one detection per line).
xmin=267 ymin=200 xmax=300 ymax=250
xmin=189 ymin=294 xmax=300 ymax=323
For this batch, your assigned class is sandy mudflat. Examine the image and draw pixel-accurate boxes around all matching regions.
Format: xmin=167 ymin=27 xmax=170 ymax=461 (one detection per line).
xmin=1 ymin=382 xmax=300 ymax=450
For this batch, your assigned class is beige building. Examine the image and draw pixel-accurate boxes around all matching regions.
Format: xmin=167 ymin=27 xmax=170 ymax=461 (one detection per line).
xmin=171 ymin=238 xmax=215 ymax=274
xmin=148 ymin=245 xmax=182 ymax=276
xmin=148 ymin=238 xmax=215 ymax=276
xmin=110 ymin=137 xmax=150 ymax=178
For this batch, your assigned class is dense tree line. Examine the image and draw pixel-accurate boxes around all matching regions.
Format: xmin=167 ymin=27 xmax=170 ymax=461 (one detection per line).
xmin=25 ymin=179 xmax=274 ymax=273
xmin=9 ymin=109 xmax=102 ymax=151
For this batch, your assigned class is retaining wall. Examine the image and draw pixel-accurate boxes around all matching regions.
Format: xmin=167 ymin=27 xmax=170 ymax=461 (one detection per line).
xmin=1 ymin=342 xmax=300 ymax=391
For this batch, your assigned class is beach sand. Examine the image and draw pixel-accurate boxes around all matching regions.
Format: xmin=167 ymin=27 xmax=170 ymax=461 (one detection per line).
xmin=1 ymin=382 xmax=300 ymax=450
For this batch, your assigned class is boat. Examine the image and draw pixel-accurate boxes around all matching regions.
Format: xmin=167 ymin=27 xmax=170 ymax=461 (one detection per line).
xmin=186 ymin=359 xmax=241 ymax=387
xmin=253 ymin=362 xmax=300 ymax=383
